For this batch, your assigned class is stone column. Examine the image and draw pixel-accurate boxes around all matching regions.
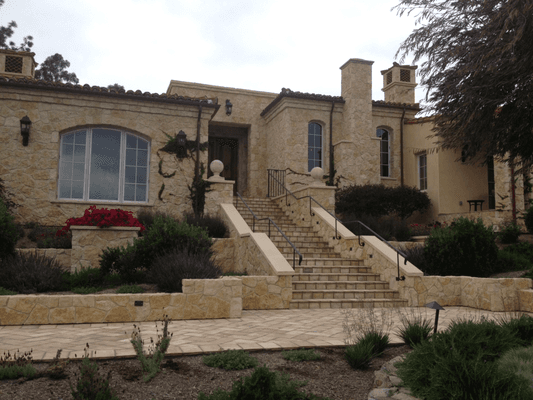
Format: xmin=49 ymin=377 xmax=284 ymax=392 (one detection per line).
xmin=204 ymin=160 xmax=235 ymax=216
xmin=70 ymin=226 xmax=140 ymax=272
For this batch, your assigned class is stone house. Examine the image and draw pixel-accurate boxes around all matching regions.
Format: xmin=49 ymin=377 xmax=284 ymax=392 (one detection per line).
xmin=0 ymin=48 xmax=527 ymax=229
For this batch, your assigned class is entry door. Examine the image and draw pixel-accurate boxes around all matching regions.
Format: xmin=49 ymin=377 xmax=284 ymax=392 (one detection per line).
xmin=208 ymin=137 xmax=239 ymax=194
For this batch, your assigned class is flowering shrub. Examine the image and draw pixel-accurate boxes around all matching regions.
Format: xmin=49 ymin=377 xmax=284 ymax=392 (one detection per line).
xmin=409 ymin=221 xmax=446 ymax=236
xmin=56 ymin=206 xmax=145 ymax=237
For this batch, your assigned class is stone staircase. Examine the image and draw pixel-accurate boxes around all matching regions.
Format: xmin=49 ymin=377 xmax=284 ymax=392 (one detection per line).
xmin=234 ymin=197 xmax=407 ymax=309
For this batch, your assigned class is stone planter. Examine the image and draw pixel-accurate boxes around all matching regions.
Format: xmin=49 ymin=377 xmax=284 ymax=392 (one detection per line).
xmin=411 ymin=235 xmax=429 ymax=243
xmin=70 ymin=226 xmax=140 ymax=272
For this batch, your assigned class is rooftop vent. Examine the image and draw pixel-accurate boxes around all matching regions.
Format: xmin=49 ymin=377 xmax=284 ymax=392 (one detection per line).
xmin=5 ymin=55 xmax=23 ymax=74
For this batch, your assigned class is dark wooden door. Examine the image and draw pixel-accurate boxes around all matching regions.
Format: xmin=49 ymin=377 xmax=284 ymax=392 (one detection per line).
xmin=208 ymin=137 xmax=239 ymax=194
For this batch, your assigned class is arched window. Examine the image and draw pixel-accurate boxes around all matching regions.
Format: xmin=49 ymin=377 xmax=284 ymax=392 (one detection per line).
xmin=377 ymin=128 xmax=390 ymax=177
xmin=308 ymin=122 xmax=322 ymax=171
xmin=58 ymin=128 xmax=150 ymax=203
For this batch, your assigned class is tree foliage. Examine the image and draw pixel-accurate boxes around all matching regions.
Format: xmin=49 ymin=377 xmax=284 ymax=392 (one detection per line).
xmin=34 ymin=53 xmax=79 ymax=84
xmin=0 ymin=0 xmax=33 ymax=51
xmin=395 ymin=0 xmax=533 ymax=170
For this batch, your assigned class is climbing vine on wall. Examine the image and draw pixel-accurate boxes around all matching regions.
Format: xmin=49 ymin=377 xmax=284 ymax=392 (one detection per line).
xmin=188 ymin=163 xmax=211 ymax=217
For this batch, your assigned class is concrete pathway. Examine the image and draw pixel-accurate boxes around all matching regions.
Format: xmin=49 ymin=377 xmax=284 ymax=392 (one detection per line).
xmin=0 ymin=307 xmax=530 ymax=361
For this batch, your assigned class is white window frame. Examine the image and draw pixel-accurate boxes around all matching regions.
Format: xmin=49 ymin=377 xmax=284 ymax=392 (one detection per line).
xmin=308 ymin=122 xmax=323 ymax=172
xmin=418 ymin=153 xmax=427 ymax=191
xmin=58 ymin=128 xmax=150 ymax=203
xmin=377 ymin=128 xmax=390 ymax=177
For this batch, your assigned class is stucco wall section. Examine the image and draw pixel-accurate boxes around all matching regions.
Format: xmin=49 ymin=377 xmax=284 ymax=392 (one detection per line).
xmin=0 ymin=278 xmax=242 ymax=326
xmin=70 ymin=226 xmax=139 ymax=271
xmin=0 ymin=86 xmax=214 ymax=226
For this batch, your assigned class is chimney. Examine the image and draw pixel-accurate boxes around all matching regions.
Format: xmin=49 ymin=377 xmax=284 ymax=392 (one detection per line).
xmin=381 ymin=63 xmax=417 ymax=104
xmin=0 ymin=49 xmax=37 ymax=79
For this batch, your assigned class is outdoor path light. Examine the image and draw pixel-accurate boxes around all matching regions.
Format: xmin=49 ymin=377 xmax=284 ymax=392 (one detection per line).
xmin=425 ymin=301 xmax=444 ymax=334
xmin=20 ymin=115 xmax=31 ymax=146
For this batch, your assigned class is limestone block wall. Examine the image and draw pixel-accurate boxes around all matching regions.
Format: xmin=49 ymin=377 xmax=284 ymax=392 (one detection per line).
xmin=0 ymin=278 xmax=242 ymax=326
xmin=70 ymin=226 xmax=140 ymax=271
xmin=205 ymin=180 xmax=234 ymax=216
xmin=211 ymin=238 xmax=236 ymax=273
xmin=0 ymin=85 xmax=215 ymax=226
xmin=242 ymin=275 xmax=292 ymax=309
xmin=17 ymin=248 xmax=72 ymax=271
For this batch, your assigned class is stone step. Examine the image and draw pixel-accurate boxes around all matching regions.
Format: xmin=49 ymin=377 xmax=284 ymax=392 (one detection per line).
xmin=292 ymin=281 xmax=390 ymax=291
xmin=292 ymin=289 xmax=401 ymax=300
xmin=292 ymin=273 xmax=382 ymax=282
xmin=289 ymin=298 xmax=408 ymax=309
xmin=295 ymin=265 xmax=371 ymax=274
xmin=291 ymin=258 xmax=365 ymax=266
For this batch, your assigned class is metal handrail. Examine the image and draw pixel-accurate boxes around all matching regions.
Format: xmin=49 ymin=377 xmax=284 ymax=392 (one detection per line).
xmin=234 ymin=193 xmax=303 ymax=267
xmin=267 ymin=172 xmax=406 ymax=281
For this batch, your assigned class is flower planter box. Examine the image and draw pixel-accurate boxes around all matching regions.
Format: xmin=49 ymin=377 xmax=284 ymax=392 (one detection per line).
xmin=70 ymin=226 xmax=140 ymax=272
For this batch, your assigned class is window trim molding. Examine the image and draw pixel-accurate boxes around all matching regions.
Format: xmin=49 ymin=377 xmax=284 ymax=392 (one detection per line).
xmin=417 ymin=152 xmax=428 ymax=191
xmin=377 ymin=127 xmax=391 ymax=177
xmin=58 ymin=127 xmax=151 ymax=204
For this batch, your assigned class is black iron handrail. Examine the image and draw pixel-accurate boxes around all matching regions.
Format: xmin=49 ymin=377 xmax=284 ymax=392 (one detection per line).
xmin=266 ymin=173 xmax=406 ymax=281
xmin=234 ymin=193 xmax=303 ymax=267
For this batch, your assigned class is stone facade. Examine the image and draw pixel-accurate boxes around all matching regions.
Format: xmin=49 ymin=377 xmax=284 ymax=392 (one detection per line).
xmin=70 ymin=226 xmax=140 ymax=271
xmin=0 ymin=278 xmax=242 ymax=326
xmin=242 ymin=275 xmax=292 ymax=310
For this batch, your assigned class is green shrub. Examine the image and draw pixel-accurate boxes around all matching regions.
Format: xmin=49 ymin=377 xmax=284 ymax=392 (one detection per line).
xmin=71 ymin=287 xmax=102 ymax=294
xmin=70 ymin=347 xmax=118 ymax=400
xmin=497 ymin=345 xmax=533 ymax=388
xmin=63 ymin=266 xmax=104 ymax=290
xmin=0 ymin=251 xmax=65 ymax=294
xmin=525 ymin=207 xmax=533 ymax=234
xmin=282 ymin=349 xmax=322 ymax=362
xmin=499 ymin=221 xmax=522 ymax=244
xmin=343 ymin=214 xmax=411 ymax=241
xmin=184 ymin=213 xmax=228 ymax=238
xmin=98 ymin=242 xmax=144 ymax=282
xmin=396 ymin=317 xmax=529 ymax=400
xmin=0 ymin=349 xmax=36 ymax=380
xmin=0 ymin=287 xmax=17 ymax=295
xmin=403 ymin=245 xmax=428 ymax=273
xmin=28 ymin=225 xmax=72 ymax=248
xmin=198 ymin=365 xmax=331 ymax=400
xmin=345 ymin=341 xmax=376 ymax=370
xmin=423 ymin=217 xmax=498 ymax=277
xmin=203 ymin=350 xmax=258 ymax=370
xmin=130 ymin=316 xmax=173 ymax=382
xmin=150 ymin=248 xmax=222 ymax=293
xmin=116 ymin=284 xmax=144 ymax=294
xmin=496 ymin=250 xmax=532 ymax=273
xmin=336 ymin=184 xmax=430 ymax=219
xmin=135 ymin=209 xmax=173 ymax=232
xmin=358 ymin=332 xmax=389 ymax=358
xmin=0 ymin=198 xmax=18 ymax=260
xmin=395 ymin=309 xmax=433 ymax=348
xmin=500 ymin=314 xmax=533 ymax=347
xmin=502 ymin=242 xmax=533 ymax=262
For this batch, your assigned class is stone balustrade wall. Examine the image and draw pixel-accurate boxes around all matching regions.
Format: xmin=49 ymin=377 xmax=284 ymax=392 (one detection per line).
xmin=205 ymin=180 xmax=234 ymax=216
xmin=0 ymin=278 xmax=242 ymax=326
xmin=70 ymin=226 xmax=140 ymax=272
xmin=211 ymin=238 xmax=236 ymax=273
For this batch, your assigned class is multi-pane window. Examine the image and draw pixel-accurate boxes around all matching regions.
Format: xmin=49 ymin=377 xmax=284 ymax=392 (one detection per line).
xmin=377 ymin=128 xmax=390 ymax=177
xmin=59 ymin=128 xmax=149 ymax=203
xmin=418 ymin=153 xmax=427 ymax=190
xmin=308 ymin=122 xmax=322 ymax=171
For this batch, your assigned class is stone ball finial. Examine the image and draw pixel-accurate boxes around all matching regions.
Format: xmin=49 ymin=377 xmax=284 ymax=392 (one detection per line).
xmin=209 ymin=160 xmax=225 ymax=182
xmin=310 ymin=167 xmax=325 ymax=187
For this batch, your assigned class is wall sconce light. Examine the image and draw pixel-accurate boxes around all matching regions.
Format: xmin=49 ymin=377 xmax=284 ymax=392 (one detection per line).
xmin=425 ymin=301 xmax=445 ymax=334
xmin=225 ymin=99 xmax=233 ymax=116
xmin=176 ymin=130 xmax=187 ymax=158
xmin=20 ymin=115 xmax=32 ymax=146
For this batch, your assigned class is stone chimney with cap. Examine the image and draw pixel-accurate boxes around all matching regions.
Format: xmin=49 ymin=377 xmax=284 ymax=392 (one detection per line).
xmin=381 ymin=63 xmax=417 ymax=104
xmin=0 ymin=49 xmax=37 ymax=79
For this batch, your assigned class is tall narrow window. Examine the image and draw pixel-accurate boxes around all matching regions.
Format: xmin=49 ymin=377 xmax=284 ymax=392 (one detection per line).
xmin=308 ymin=122 xmax=322 ymax=171
xmin=418 ymin=153 xmax=427 ymax=190
xmin=59 ymin=128 xmax=150 ymax=203
xmin=377 ymin=128 xmax=390 ymax=177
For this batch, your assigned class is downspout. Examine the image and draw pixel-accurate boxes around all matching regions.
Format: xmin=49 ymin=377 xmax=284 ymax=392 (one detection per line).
xmin=400 ymin=107 xmax=406 ymax=186
xmin=329 ymin=101 xmax=335 ymax=186
xmin=195 ymin=105 xmax=203 ymax=181
xmin=511 ymin=165 xmax=517 ymax=223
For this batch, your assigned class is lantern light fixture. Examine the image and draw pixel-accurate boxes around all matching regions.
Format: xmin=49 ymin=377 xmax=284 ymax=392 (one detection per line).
xmin=20 ymin=115 xmax=32 ymax=146
xmin=225 ymin=99 xmax=233 ymax=116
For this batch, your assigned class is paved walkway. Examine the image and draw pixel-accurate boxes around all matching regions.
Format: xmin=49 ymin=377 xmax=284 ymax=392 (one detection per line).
xmin=0 ymin=307 xmax=530 ymax=361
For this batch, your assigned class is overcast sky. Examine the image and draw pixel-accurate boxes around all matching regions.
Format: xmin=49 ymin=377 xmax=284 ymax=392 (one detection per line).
xmin=1 ymin=0 xmax=426 ymax=104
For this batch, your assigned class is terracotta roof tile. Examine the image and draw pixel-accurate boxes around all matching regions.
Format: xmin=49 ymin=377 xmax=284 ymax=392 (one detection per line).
xmin=0 ymin=76 xmax=219 ymax=107
xmin=261 ymin=88 xmax=344 ymax=116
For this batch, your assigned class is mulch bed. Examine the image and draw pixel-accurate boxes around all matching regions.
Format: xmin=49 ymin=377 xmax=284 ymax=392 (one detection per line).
xmin=0 ymin=345 xmax=412 ymax=400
